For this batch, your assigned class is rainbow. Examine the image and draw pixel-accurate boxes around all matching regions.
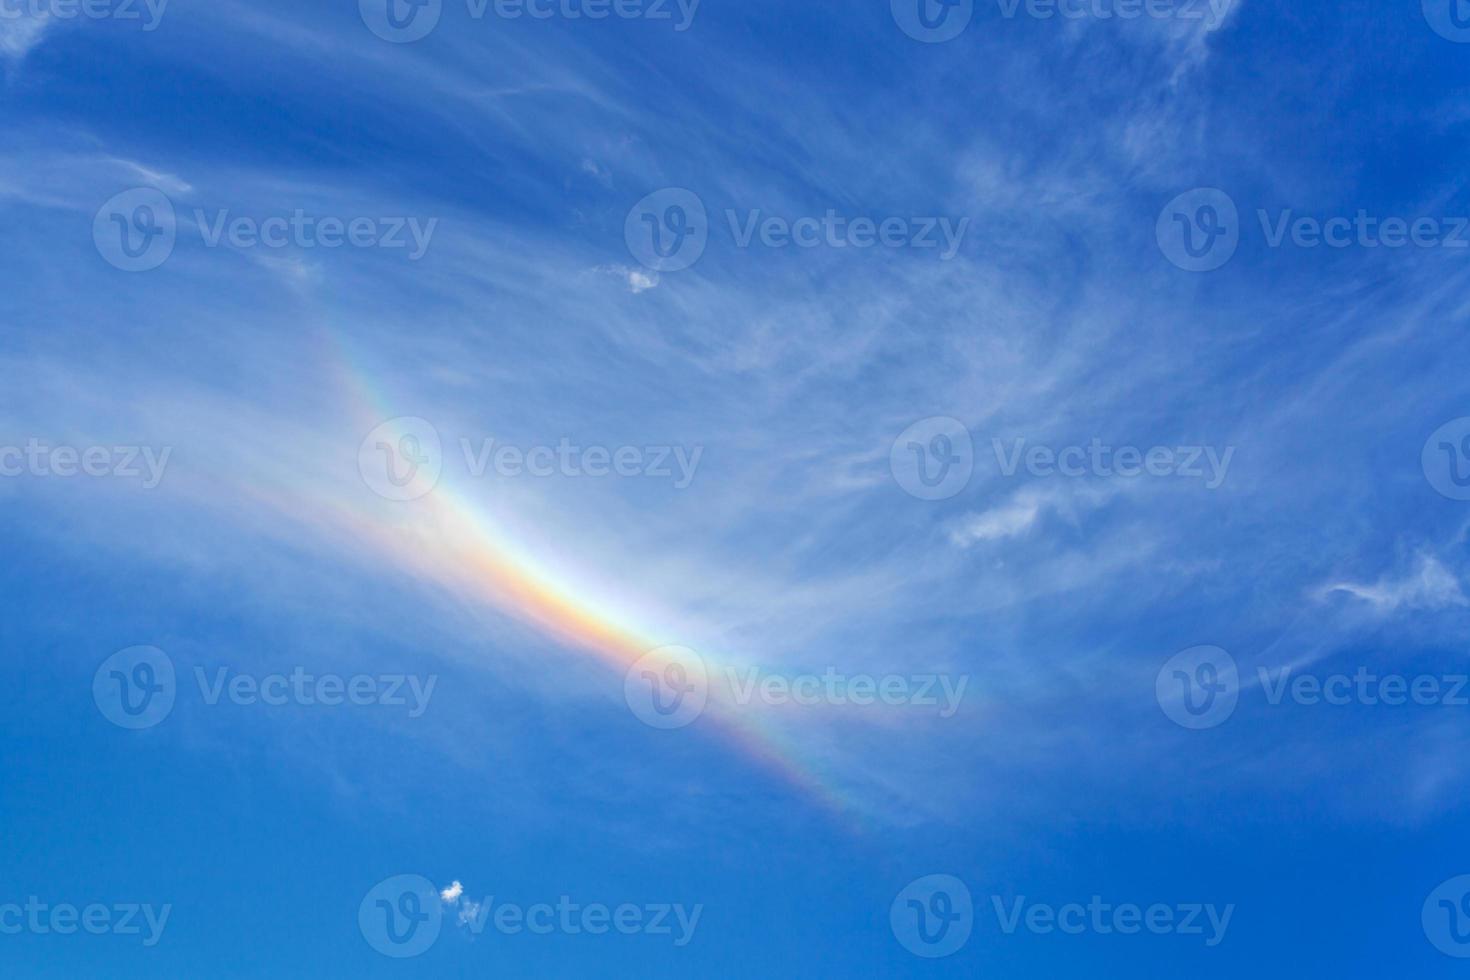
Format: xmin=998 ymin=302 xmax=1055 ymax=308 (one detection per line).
xmin=302 ymin=331 xmax=858 ymax=822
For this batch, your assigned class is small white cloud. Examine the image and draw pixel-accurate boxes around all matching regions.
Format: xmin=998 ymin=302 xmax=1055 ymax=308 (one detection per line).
xmin=1 ymin=12 xmax=52 ymax=61
xmin=626 ymin=269 xmax=659 ymax=293
xmin=1317 ymin=553 xmax=1468 ymax=613
xmin=107 ymin=158 xmax=194 ymax=196
xmin=579 ymin=158 xmax=612 ymax=188
xmin=595 ymin=264 xmax=659 ymax=293
xmin=950 ymin=494 xmax=1041 ymax=545
xmin=440 ymin=881 xmax=464 ymax=904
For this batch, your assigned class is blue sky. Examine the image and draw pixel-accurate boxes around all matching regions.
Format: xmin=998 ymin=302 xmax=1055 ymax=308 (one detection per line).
xmin=4 ymin=0 xmax=1470 ymax=974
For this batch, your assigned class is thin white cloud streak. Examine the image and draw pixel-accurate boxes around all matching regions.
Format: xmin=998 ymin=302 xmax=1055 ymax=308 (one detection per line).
xmin=1317 ymin=553 xmax=1468 ymax=613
